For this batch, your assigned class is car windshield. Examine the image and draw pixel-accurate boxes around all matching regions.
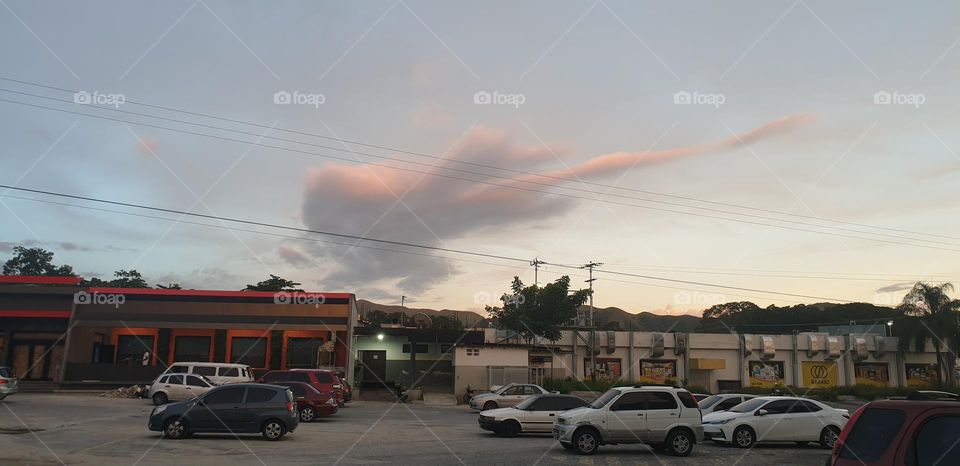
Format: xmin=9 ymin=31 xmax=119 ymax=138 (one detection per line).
xmin=0 ymin=367 xmax=10 ymax=378
xmin=699 ymin=395 xmax=723 ymax=409
xmin=515 ymin=396 xmax=540 ymax=410
xmin=494 ymin=384 xmax=515 ymax=395
xmin=588 ymin=389 xmax=620 ymax=409
xmin=729 ymin=398 xmax=767 ymax=413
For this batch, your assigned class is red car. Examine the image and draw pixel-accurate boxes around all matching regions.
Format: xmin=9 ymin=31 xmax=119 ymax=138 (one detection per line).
xmin=258 ymin=369 xmax=345 ymax=406
xmin=829 ymin=399 xmax=960 ymax=465
xmin=271 ymin=381 xmax=338 ymax=422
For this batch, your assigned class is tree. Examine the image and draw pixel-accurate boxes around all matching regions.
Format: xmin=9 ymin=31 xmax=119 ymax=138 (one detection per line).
xmin=486 ymin=276 xmax=590 ymax=342
xmin=156 ymin=283 xmax=182 ymax=289
xmin=244 ymin=274 xmax=303 ymax=292
xmin=2 ymin=246 xmax=75 ymax=276
xmin=80 ymin=269 xmax=150 ymax=288
xmin=895 ymin=282 xmax=960 ymax=387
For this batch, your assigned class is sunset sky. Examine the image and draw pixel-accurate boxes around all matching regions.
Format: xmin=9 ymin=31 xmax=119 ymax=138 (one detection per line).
xmin=2 ymin=1 xmax=960 ymax=315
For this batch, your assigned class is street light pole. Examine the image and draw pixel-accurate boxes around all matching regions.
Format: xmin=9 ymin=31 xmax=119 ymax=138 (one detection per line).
xmin=581 ymin=261 xmax=603 ymax=382
xmin=530 ymin=257 xmax=546 ymax=287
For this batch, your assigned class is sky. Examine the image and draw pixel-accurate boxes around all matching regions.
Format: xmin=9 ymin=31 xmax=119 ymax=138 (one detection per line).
xmin=2 ymin=1 xmax=960 ymax=315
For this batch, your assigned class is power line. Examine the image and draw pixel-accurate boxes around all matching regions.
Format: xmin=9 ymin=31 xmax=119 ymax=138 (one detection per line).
xmin=4 ymin=96 xmax=960 ymax=253
xmin=0 ymin=184 xmax=857 ymax=303
xmin=3 ymin=75 xmax=954 ymax=243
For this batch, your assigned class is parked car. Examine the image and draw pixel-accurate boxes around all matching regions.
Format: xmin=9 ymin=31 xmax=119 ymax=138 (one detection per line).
xmin=693 ymin=393 xmax=711 ymax=402
xmin=698 ymin=393 xmax=757 ymax=415
xmin=829 ymin=399 xmax=960 ymax=466
xmin=479 ymin=394 xmax=588 ymax=437
xmin=295 ymin=368 xmax=352 ymax=402
xmin=702 ymin=396 xmax=848 ymax=448
xmin=553 ymin=385 xmax=702 ymax=456
xmin=469 ymin=383 xmax=549 ymax=411
xmin=0 ymin=366 xmax=17 ymax=401
xmin=147 ymin=383 xmax=298 ymax=441
xmin=258 ymin=369 xmax=344 ymax=405
xmin=149 ymin=373 xmax=217 ymax=405
xmin=271 ymin=381 xmax=338 ymax=422
xmin=161 ymin=363 xmax=254 ymax=385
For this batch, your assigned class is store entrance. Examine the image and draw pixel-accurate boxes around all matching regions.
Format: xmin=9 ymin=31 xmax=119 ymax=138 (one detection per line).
xmin=10 ymin=334 xmax=64 ymax=381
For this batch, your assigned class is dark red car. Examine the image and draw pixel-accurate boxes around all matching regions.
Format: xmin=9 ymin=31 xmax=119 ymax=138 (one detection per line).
xmin=258 ymin=369 xmax=345 ymax=406
xmin=271 ymin=381 xmax=338 ymax=422
xmin=829 ymin=399 xmax=960 ymax=465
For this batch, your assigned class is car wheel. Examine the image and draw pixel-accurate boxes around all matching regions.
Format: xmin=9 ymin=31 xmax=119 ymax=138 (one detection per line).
xmin=152 ymin=392 xmax=168 ymax=406
xmin=299 ymin=406 xmax=316 ymax=422
xmin=666 ymin=429 xmax=694 ymax=457
xmin=572 ymin=428 xmax=600 ymax=455
xmin=733 ymin=426 xmax=756 ymax=448
xmin=261 ymin=419 xmax=287 ymax=441
xmin=483 ymin=401 xmax=497 ymax=410
xmin=497 ymin=421 xmax=521 ymax=438
xmin=163 ymin=417 xmax=188 ymax=439
xmin=820 ymin=426 xmax=840 ymax=449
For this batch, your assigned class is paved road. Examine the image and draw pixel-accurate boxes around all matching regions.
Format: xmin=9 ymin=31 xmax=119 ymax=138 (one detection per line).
xmin=0 ymin=394 xmax=835 ymax=465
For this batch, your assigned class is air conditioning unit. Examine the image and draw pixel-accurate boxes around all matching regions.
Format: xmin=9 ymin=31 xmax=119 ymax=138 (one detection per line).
xmin=674 ymin=333 xmax=687 ymax=355
xmin=874 ymin=336 xmax=886 ymax=358
xmin=606 ymin=330 xmax=616 ymax=354
xmin=741 ymin=334 xmax=753 ymax=356
xmin=651 ymin=333 xmax=665 ymax=358
xmin=760 ymin=335 xmax=776 ymax=359
xmin=826 ymin=336 xmax=842 ymax=358
xmin=850 ymin=336 xmax=868 ymax=361
xmin=807 ymin=334 xmax=822 ymax=357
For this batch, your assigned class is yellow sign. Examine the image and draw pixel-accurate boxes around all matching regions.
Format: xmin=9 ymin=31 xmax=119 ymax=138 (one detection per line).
xmin=801 ymin=361 xmax=838 ymax=388
xmin=905 ymin=364 xmax=936 ymax=388
xmin=854 ymin=363 xmax=889 ymax=387
xmin=748 ymin=361 xmax=784 ymax=388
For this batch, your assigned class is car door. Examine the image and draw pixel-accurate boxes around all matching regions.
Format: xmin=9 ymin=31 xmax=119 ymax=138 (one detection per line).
xmin=642 ymin=391 xmax=681 ymax=442
xmin=183 ymin=374 xmax=211 ymax=398
xmin=193 ymin=386 xmax=247 ymax=432
xmin=754 ymin=400 xmax=795 ymax=441
xmin=606 ymin=392 xmax=646 ymax=442
xmin=791 ymin=400 xmax=827 ymax=441
xmin=242 ymin=386 xmax=280 ymax=431
xmin=522 ymin=396 xmax=557 ymax=432
xmin=164 ymin=374 xmax=185 ymax=400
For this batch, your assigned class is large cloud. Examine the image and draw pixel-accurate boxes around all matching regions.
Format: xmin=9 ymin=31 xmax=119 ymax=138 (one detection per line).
xmin=298 ymin=115 xmax=814 ymax=294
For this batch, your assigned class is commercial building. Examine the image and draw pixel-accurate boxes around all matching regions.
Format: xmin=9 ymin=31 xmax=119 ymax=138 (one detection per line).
xmin=0 ymin=275 xmax=358 ymax=388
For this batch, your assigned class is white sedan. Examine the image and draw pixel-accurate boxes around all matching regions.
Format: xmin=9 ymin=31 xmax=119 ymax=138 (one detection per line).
xmin=698 ymin=393 xmax=757 ymax=415
xmin=478 ymin=394 xmax=588 ymax=436
xmin=469 ymin=383 xmax=549 ymax=411
xmin=702 ymin=396 xmax=849 ymax=449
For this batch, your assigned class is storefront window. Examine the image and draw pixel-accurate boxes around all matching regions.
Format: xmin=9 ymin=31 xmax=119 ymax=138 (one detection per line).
xmin=230 ymin=337 xmax=267 ymax=368
xmin=286 ymin=337 xmax=323 ymax=368
xmin=173 ymin=336 xmax=211 ymax=362
xmin=116 ymin=335 xmax=154 ymax=366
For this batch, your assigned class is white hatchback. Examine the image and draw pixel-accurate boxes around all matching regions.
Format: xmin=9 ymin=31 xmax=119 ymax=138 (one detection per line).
xmin=702 ymin=396 xmax=848 ymax=448
xmin=149 ymin=373 xmax=216 ymax=405
xmin=479 ymin=394 xmax=588 ymax=436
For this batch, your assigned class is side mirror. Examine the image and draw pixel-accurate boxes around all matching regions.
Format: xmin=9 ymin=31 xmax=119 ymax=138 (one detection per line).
xmin=755 ymin=409 xmax=769 ymax=416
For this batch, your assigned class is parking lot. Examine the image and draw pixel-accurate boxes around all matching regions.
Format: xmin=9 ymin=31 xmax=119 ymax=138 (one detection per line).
xmin=0 ymin=393 xmax=836 ymax=465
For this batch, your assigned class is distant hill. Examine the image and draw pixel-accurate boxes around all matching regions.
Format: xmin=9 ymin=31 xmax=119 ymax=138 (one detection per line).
xmin=356 ymin=300 xmax=699 ymax=332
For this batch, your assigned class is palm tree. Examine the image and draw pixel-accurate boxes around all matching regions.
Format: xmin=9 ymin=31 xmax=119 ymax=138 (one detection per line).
xmin=895 ymin=282 xmax=960 ymax=387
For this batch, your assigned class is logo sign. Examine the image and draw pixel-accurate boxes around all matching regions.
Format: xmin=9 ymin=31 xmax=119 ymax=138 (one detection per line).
xmin=802 ymin=361 xmax=838 ymax=388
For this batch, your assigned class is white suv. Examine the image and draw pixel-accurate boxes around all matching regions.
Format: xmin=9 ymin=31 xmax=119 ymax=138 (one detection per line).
xmin=553 ymin=385 xmax=703 ymax=456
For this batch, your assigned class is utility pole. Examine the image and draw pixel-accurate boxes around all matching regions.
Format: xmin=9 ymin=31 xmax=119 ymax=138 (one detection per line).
xmin=401 ymin=295 xmax=406 ymax=308
xmin=581 ymin=261 xmax=602 ymax=382
xmin=530 ymin=257 xmax=546 ymax=287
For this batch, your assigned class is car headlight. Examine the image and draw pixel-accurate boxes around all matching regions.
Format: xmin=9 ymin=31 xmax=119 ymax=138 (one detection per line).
xmin=706 ymin=418 xmax=732 ymax=425
xmin=154 ymin=405 xmax=167 ymax=415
